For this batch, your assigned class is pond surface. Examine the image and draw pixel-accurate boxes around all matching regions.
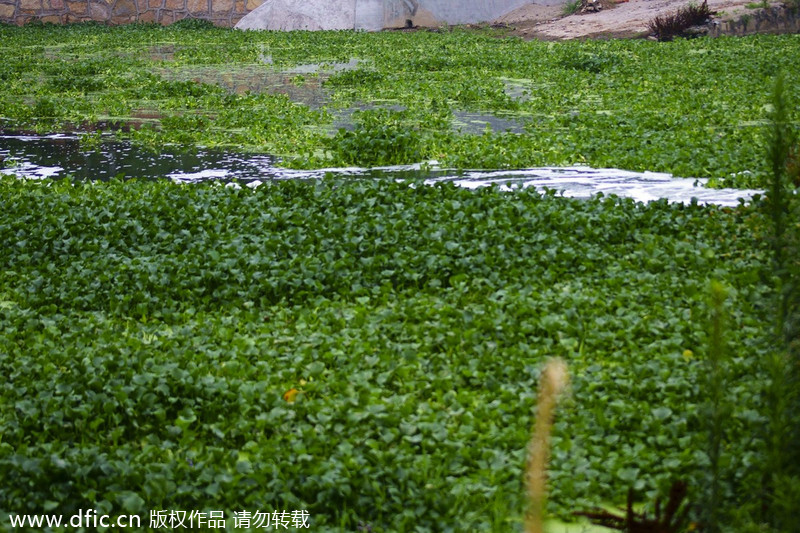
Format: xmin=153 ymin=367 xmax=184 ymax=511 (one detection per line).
xmin=1 ymin=133 xmax=762 ymax=207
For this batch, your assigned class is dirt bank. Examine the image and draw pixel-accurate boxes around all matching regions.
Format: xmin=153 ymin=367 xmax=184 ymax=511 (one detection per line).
xmin=494 ymin=0 xmax=787 ymax=39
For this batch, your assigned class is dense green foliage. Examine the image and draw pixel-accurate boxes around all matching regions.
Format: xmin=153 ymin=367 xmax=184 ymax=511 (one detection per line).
xmin=0 ymin=174 xmax=783 ymax=530
xmin=2 ymin=23 xmax=799 ymax=532
xmin=1 ymin=24 xmax=799 ymax=186
xmin=752 ymin=74 xmax=800 ymax=532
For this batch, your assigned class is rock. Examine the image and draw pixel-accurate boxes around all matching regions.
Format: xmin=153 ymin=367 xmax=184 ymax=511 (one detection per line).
xmin=235 ymin=0 xmax=534 ymax=31
xmin=582 ymin=0 xmax=602 ymax=13
xmin=684 ymin=24 xmax=711 ymax=36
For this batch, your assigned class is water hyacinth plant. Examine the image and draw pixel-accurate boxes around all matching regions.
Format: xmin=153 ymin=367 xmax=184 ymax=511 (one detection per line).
xmin=0 ymin=24 xmax=799 ymax=187
xmin=1 ymin=24 xmax=800 ymax=532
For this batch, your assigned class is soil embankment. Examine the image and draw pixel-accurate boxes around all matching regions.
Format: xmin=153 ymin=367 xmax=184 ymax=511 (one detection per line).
xmin=494 ymin=0 xmax=799 ymax=39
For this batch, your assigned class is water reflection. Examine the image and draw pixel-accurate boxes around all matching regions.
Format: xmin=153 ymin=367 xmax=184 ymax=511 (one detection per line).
xmin=0 ymin=133 xmax=278 ymax=181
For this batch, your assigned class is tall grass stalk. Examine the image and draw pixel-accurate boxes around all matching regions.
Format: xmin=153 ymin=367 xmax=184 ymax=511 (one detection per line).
xmin=525 ymin=358 xmax=569 ymax=533
xmin=766 ymin=73 xmax=793 ymax=330
xmin=700 ymin=281 xmax=730 ymax=533
xmin=760 ymin=72 xmax=800 ymax=530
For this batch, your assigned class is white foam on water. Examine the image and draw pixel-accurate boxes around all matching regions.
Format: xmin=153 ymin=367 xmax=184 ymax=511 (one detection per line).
xmin=169 ymin=169 xmax=230 ymax=182
xmin=2 ymin=161 xmax=65 ymax=179
xmin=425 ymin=166 xmax=761 ymax=207
xmin=0 ymin=133 xmax=762 ymax=206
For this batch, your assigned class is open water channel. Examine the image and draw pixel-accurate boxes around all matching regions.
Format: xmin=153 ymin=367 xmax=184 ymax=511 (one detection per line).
xmin=1 ymin=132 xmax=762 ymax=207
xmin=1 ymin=49 xmax=766 ymax=206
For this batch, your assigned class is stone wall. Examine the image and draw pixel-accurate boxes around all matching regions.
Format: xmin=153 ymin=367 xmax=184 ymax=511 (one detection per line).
xmin=710 ymin=5 xmax=800 ymax=37
xmin=0 ymin=0 xmax=265 ymax=26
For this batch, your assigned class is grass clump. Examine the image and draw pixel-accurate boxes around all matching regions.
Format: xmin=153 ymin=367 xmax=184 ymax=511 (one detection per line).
xmin=648 ymin=0 xmax=712 ymax=40
xmin=562 ymin=0 xmax=583 ymax=16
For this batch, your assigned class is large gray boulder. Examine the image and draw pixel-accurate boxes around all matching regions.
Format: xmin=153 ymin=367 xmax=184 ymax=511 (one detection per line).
xmin=235 ymin=0 xmax=533 ymax=31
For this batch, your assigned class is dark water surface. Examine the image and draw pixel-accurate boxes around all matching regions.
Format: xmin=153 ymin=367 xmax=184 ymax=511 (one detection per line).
xmin=1 ymin=133 xmax=762 ymax=207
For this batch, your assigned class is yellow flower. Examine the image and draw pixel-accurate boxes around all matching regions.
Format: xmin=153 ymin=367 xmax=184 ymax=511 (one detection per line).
xmin=282 ymin=388 xmax=300 ymax=403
